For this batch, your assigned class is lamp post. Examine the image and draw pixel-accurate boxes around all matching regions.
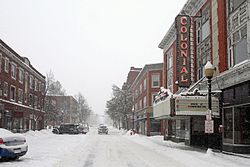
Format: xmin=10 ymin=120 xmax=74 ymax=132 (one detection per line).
xmin=204 ymin=61 xmax=215 ymax=149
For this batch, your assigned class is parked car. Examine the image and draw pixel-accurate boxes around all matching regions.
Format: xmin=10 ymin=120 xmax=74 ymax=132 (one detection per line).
xmin=52 ymin=123 xmax=79 ymax=134
xmin=76 ymin=123 xmax=89 ymax=134
xmin=0 ymin=128 xmax=28 ymax=160
xmin=98 ymin=125 xmax=108 ymax=134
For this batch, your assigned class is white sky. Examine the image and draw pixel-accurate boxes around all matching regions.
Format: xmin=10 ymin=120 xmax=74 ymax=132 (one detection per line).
xmin=0 ymin=0 xmax=186 ymax=115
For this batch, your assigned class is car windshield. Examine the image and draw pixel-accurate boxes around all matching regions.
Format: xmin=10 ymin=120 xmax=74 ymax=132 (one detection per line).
xmin=1 ymin=0 xmax=250 ymax=167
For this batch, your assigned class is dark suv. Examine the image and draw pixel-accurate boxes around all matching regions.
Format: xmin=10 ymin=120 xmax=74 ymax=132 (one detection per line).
xmin=52 ymin=123 xmax=79 ymax=134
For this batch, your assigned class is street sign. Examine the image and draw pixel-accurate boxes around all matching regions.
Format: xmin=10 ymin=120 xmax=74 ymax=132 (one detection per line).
xmin=205 ymin=120 xmax=214 ymax=133
xmin=206 ymin=114 xmax=212 ymax=121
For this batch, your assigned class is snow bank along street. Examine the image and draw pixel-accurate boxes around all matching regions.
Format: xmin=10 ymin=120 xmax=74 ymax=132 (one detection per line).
xmin=1 ymin=127 xmax=250 ymax=167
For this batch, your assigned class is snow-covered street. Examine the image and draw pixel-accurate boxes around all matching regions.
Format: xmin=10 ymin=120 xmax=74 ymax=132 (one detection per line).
xmin=1 ymin=127 xmax=250 ymax=167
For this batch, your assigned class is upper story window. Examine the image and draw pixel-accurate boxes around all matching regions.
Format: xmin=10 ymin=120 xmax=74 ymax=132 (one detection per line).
xmin=228 ymin=0 xmax=246 ymax=14
xmin=30 ymin=75 xmax=34 ymax=89
xmin=19 ymin=68 xmax=24 ymax=84
xmin=167 ymin=50 xmax=173 ymax=69
xmin=38 ymin=81 xmax=41 ymax=91
xmin=4 ymin=57 xmax=9 ymax=73
xmin=10 ymin=85 xmax=16 ymax=101
xmin=139 ymin=84 xmax=142 ymax=94
xmin=3 ymin=82 xmax=8 ymax=97
xmin=41 ymin=83 xmax=45 ymax=94
xmin=11 ymin=63 xmax=17 ymax=80
xmin=167 ymin=49 xmax=173 ymax=91
xmin=29 ymin=94 xmax=33 ymax=106
xmin=35 ymin=79 xmax=38 ymax=91
xmin=196 ymin=20 xmax=201 ymax=45
xmin=140 ymin=99 xmax=143 ymax=110
xmin=228 ymin=24 xmax=247 ymax=67
xmin=227 ymin=0 xmax=248 ymax=68
xmin=25 ymin=72 xmax=29 ymax=93
xmin=143 ymin=96 xmax=147 ymax=108
xmin=143 ymin=79 xmax=147 ymax=91
xmin=151 ymin=74 xmax=160 ymax=88
xmin=201 ymin=20 xmax=210 ymax=41
xmin=34 ymin=96 xmax=38 ymax=109
xmin=18 ymin=88 xmax=23 ymax=103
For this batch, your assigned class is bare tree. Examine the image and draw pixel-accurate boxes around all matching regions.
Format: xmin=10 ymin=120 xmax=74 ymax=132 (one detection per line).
xmin=106 ymin=83 xmax=133 ymax=130
xmin=75 ymin=92 xmax=92 ymax=123
xmin=44 ymin=71 xmax=66 ymax=127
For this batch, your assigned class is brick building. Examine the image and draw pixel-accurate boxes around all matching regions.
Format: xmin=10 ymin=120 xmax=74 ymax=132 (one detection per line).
xmin=155 ymin=0 xmax=250 ymax=153
xmin=131 ymin=63 xmax=163 ymax=136
xmin=46 ymin=96 xmax=79 ymax=125
xmin=0 ymin=39 xmax=46 ymax=131
xmin=126 ymin=67 xmax=142 ymax=129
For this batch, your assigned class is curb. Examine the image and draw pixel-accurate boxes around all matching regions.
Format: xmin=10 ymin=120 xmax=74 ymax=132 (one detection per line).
xmin=222 ymin=151 xmax=250 ymax=159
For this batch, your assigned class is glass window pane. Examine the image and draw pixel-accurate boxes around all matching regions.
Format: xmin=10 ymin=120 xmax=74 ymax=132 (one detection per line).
xmin=202 ymin=20 xmax=210 ymax=41
xmin=235 ymin=38 xmax=247 ymax=65
xmin=234 ymin=105 xmax=250 ymax=144
xmin=224 ymin=108 xmax=233 ymax=144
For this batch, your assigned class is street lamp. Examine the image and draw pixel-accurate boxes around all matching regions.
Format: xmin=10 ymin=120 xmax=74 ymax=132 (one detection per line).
xmin=204 ymin=61 xmax=215 ymax=149
xmin=205 ymin=61 xmax=215 ymax=111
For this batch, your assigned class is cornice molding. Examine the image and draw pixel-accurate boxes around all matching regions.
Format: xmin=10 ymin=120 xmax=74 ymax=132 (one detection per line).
xmin=158 ymin=0 xmax=207 ymax=51
xmin=0 ymin=43 xmax=45 ymax=81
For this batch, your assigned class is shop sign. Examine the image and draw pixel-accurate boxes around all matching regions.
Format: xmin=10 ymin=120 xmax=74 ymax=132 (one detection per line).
xmin=175 ymin=96 xmax=219 ymax=115
xmin=205 ymin=120 xmax=214 ymax=133
xmin=175 ymin=15 xmax=191 ymax=87
xmin=153 ymin=98 xmax=173 ymax=118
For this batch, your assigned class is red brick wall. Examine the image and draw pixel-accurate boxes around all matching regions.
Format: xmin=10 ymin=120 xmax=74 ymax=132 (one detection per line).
xmin=218 ymin=0 xmax=228 ymax=72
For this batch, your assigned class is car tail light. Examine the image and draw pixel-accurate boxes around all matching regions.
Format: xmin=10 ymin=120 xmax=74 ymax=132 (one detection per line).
xmin=0 ymin=138 xmax=3 ymax=145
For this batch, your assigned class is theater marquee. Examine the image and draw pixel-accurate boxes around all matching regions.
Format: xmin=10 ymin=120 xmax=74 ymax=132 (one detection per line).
xmin=175 ymin=15 xmax=191 ymax=87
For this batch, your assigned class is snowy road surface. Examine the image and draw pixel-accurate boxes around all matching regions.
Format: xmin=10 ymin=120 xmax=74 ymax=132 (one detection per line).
xmin=1 ymin=127 xmax=250 ymax=167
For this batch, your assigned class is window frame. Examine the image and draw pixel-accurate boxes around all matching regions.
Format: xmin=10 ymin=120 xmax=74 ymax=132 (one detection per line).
xmin=10 ymin=85 xmax=16 ymax=101
xmin=4 ymin=57 xmax=9 ymax=73
xmin=3 ymin=82 xmax=8 ymax=97
xmin=11 ymin=62 xmax=17 ymax=80
xmin=19 ymin=68 xmax=24 ymax=84
xmin=18 ymin=88 xmax=23 ymax=104
xmin=151 ymin=74 xmax=160 ymax=88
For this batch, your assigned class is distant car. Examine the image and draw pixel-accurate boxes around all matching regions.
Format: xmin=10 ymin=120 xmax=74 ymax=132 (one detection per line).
xmin=98 ymin=125 xmax=108 ymax=134
xmin=52 ymin=123 xmax=79 ymax=134
xmin=0 ymin=128 xmax=28 ymax=160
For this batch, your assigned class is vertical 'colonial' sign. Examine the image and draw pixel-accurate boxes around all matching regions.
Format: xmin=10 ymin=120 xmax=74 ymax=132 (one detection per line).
xmin=175 ymin=15 xmax=191 ymax=87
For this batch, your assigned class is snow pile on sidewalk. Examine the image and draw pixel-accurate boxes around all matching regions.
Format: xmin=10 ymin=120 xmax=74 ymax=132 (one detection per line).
xmin=124 ymin=129 xmax=139 ymax=136
xmin=123 ymin=133 xmax=250 ymax=167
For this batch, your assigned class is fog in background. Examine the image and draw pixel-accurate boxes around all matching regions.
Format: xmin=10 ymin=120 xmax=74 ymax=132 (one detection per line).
xmin=0 ymin=0 xmax=186 ymax=114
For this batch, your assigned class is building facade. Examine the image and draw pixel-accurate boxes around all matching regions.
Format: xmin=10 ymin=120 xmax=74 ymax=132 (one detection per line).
xmin=0 ymin=39 xmax=46 ymax=131
xmin=46 ymin=96 xmax=79 ymax=125
xmin=131 ymin=63 xmax=163 ymax=136
xmin=156 ymin=0 xmax=250 ymax=153
xmin=126 ymin=67 xmax=142 ymax=130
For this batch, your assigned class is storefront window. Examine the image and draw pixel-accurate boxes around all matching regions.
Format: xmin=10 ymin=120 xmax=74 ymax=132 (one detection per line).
xmin=192 ymin=117 xmax=204 ymax=134
xmin=234 ymin=105 xmax=250 ymax=144
xmin=224 ymin=108 xmax=233 ymax=143
xmin=13 ymin=118 xmax=23 ymax=130
xmin=150 ymin=119 xmax=160 ymax=132
xmin=171 ymin=120 xmax=176 ymax=137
